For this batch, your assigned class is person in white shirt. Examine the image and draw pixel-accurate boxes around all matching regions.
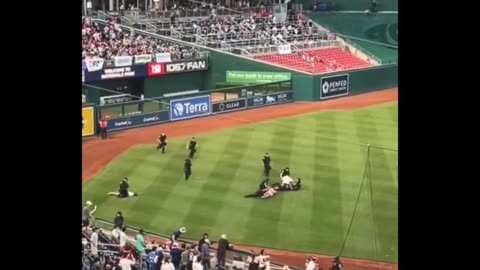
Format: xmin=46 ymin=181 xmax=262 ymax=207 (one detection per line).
xmin=161 ymin=256 xmax=175 ymax=270
xmin=118 ymin=254 xmax=136 ymax=270
xmin=90 ymin=227 xmax=99 ymax=256
xmin=305 ymin=257 xmax=317 ymax=270
xmin=119 ymin=226 xmax=128 ymax=250
xmin=192 ymin=256 xmax=203 ymax=270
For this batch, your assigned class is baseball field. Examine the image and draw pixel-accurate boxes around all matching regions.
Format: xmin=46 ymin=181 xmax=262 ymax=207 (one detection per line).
xmin=82 ymin=91 xmax=398 ymax=264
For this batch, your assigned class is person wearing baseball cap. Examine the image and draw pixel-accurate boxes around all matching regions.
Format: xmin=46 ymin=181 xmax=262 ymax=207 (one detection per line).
xmin=82 ymin=201 xmax=97 ymax=229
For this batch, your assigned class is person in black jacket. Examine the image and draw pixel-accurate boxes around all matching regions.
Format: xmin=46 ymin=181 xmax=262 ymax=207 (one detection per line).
xmin=331 ymin=256 xmax=342 ymax=270
xmin=114 ymin=211 xmax=124 ymax=229
xmin=216 ymin=234 xmax=234 ymax=270
xmin=171 ymin=227 xmax=187 ymax=246
xmin=156 ymin=133 xmax=167 ymax=153
xmin=280 ymin=168 xmax=290 ymax=177
xmin=187 ymin=137 xmax=197 ymax=159
xmin=119 ymin=178 xmax=129 ymax=198
xmin=198 ymin=233 xmax=208 ymax=252
xmin=262 ymin=153 xmax=271 ymax=177
xmin=184 ymin=158 xmax=192 ymax=180
xmin=258 ymin=179 xmax=269 ymax=191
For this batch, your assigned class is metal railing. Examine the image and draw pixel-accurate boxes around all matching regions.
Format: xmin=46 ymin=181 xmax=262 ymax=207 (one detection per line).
xmin=92 ymin=218 xmax=302 ymax=270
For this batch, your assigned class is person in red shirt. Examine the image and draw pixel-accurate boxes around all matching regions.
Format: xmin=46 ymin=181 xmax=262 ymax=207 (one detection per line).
xmin=98 ymin=118 xmax=108 ymax=139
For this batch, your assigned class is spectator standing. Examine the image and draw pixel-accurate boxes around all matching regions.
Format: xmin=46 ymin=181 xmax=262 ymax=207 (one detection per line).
xmin=147 ymin=246 xmax=158 ymax=270
xmin=114 ymin=211 xmax=124 ymax=229
xmin=180 ymin=244 xmax=190 ymax=270
xmin=99 ymin=118 xmax=108 ymax=139
xmin=82 ymin=201 xmax=97 ymax=229
xmin=216 ymin=234 xmax=234 ymax=270
xmin=161 ymin=256 xmax=175 ymax=270
xmin=118 ymin=226 xmax=128 ymax=251
xmin=136 ymin=229 xmax=147 ymax=265
xmin=331 ymin=257 xmax=342 ymax=270
xmin=193 ymin=256 xmax=203 ymax=270
xmin=198 ymin=233 xmax=209 ymax=252
xmin=90 ymin=227 xmax=99 ymax=257
xmin=305 ymin=257 xmax=317 ymax=270
xmin=200 ymin=239 xmax=211 ymax=270
xmin=170 ymin=242 xmax=183 ymax=269
xmin=119 ymin=253 xmax=136 ymax=270
xmin=155 ymin=246 xmax=165 ymax=270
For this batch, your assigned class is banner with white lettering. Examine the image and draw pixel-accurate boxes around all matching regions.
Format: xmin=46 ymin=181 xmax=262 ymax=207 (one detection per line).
xmin=84 ymin=58 xmax=105 ymax=71
xmin=114 ymin=56 xmax=133 ymax=67
xmin=277 ymin=44 xmax=292 ymax=55
xmin=165 ymin=59 xmax=208 ymax=74
xmin=155 ymin=53 xmax=172 ymax=63
xmin=134 ymin=54 xmax=152 ymax=64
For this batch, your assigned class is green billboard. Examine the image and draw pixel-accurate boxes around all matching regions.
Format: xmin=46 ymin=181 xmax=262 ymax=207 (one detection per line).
xmin=226 ymin=71 xmax=292 ymax=84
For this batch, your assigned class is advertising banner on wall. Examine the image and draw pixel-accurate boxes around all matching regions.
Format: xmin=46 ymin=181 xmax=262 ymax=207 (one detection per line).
xmin=83 ymin=58 xmax=208 ymax=82
xmin=169 ymin=95 xmax=211 ymax=121
xmin=164 ymin=59 xmax=208 ymax=74
xmin=82 ymin=106 xmax=95 ymax=137
xmin=106 ymin=111 xmax=170 ymax=132
xmin=226 ymin=71 xmax=291 ymax=84
xmin=212 ymin=99 xmax=247 ymax=114
xmin=246 ymin=91 xmax=293 ymax=108
xmin=84 ymin=65 xmax=149 ymax=82
xmin=320 ymin=74 xmax=349 ymax=100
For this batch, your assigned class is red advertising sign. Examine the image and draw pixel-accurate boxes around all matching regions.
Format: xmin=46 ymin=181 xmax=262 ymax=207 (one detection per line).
xmin=148 ymin=63 xmax=165 ymax=76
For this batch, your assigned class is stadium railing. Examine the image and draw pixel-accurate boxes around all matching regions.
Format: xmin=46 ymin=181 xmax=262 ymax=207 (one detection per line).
xmin=92 ymin=218 xmax=303 ymax=270
xmin=96 ymin=80 xmax=291 ymax=119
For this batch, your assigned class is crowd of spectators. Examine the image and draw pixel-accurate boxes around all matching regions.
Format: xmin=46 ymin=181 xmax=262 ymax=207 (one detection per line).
xmin=82 ymin=17 xmax=198 ymax=61
xmin=170 ymin=11 xmax=333 ymax=49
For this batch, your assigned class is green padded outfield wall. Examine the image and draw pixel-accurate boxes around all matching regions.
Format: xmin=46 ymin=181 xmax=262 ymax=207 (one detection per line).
xmin=297 ymin=0 xmax=397 ymax=11
xmin=144 ymin=71 xmax=208 ymax=97
xmin=312 ymin=64 xmax=398 ymax=100
xmin=205 ymin=51 xmax=314 ymax=101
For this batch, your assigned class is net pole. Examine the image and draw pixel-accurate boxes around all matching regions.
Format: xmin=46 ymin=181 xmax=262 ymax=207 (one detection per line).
xmin=338 ymin=145 xmax=370 ymax=256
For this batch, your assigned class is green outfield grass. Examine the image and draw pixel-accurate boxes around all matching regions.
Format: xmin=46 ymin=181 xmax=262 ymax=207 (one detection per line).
xmin=83 ymin=102 xmax=398 ymax=262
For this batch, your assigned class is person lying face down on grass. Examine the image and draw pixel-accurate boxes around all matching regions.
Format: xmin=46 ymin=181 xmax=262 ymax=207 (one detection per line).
xmin=107 ymin=191 xmax=138 ymax=198
xmin=244 ymin=186 xmax=276 ymax=199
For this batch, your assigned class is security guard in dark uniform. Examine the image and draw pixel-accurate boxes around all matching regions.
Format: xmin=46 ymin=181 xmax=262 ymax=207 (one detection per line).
xmin=262 ymin=153 xmax=271 ymax=177
xmin=184 ymin=158 xmax=192 ymax=180
xmin=187 ymin=137 xmax=197 ymax=159
xmin=280 ymin=167 xmax=290 ymax=177
xmin=258 ymin=178 xmax=269 ymax=191
xmin=119 ymin=178 xmax=129 ymax=198
xmin=156 ymin=133 xmax=167 ymax=153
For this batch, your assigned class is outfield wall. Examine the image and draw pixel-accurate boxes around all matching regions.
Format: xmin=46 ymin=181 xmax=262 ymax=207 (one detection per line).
xmin=205 ymin=51 xmax=398 ymax=102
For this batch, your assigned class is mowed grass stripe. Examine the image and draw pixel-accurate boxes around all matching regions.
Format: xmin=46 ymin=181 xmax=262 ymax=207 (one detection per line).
xmin=147 ymin=134 xmax=233 ymax=233
xmin=307 ymin=113 xmax=344 ymax=254
xmin=180 ymin=128 xmax=256 ymax=234
xmin=121 ymin=140 xmax=207 ymax=229
xmin=276 ymin=116 xmax=315 ymax=249
xmin=214 ymin=127 xmax=277 ymax=243
xmin=333 ymin=112 xmax=368 ymax=227
xmin=243 ymin=119 xmax=297 ymax=247
xmin=353 ymin=110 xmax=398 ymax=261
